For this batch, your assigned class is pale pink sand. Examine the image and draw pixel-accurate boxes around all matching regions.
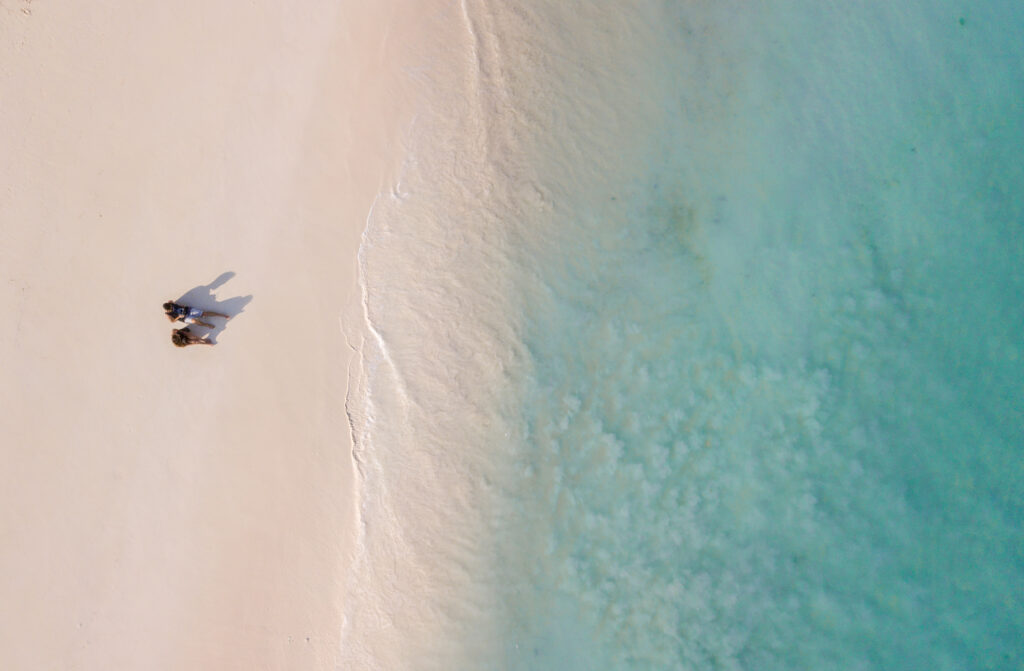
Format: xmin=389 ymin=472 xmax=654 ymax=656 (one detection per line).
xmin=0 ymin=2 xmax=429 ymax=669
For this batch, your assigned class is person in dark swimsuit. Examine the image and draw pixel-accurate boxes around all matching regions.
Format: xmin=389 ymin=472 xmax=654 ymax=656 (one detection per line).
xmin=163 ymin=301 xmax=229 ymax=329
xmin=171 ymin=327 xmax=214 ymax=347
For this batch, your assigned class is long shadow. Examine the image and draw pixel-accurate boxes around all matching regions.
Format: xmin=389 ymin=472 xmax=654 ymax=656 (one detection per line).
xmin=175 ymin=271 xmax=253 ymax=343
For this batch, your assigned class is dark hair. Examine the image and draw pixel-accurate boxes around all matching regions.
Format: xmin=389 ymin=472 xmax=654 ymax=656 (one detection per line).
xmin=171 ymin=330 xmax=187 ymax=347
xmin=163 ymin=302 xmax=176 ymax=311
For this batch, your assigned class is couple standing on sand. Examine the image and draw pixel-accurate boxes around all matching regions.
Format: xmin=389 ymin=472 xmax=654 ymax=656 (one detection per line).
xmin=163 ymin=301 xmax=229 ymax=347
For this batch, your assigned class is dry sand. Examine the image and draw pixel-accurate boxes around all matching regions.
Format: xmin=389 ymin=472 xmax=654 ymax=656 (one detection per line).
xmin=0 ymin=2 xmax=434 ymax=668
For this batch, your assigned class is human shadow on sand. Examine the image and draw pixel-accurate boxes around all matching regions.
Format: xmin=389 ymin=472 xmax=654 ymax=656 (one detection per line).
xmin=175 ymin=271 xmax=252 ymax=343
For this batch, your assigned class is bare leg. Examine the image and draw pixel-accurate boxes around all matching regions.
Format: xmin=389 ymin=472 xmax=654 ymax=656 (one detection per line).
xmin=204 ymin=311 xmax=230 ymax=319
xmin=194 ymin=319 xmax=215 ymax=328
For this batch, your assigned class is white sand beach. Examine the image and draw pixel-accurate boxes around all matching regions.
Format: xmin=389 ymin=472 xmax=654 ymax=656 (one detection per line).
xmin=0 ymin=2 xmax=439 ymax=668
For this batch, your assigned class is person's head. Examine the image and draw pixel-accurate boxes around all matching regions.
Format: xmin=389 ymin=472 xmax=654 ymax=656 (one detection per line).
xmin=163 ymin=301 xmax=176 ymax=311
xmin=171 ymin=331 xmax=187 ymax=347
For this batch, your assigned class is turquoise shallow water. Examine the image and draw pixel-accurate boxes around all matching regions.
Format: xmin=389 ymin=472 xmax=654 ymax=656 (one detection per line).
xmin=349 ymin=1 xmax=1022 ymax=668
xmin=489 ymin=1 xmax=1024 ymax=669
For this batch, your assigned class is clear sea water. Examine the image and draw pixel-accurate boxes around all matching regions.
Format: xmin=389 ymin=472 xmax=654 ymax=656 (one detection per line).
xmin=345 ymin=1 xmax=1024 ymax=669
